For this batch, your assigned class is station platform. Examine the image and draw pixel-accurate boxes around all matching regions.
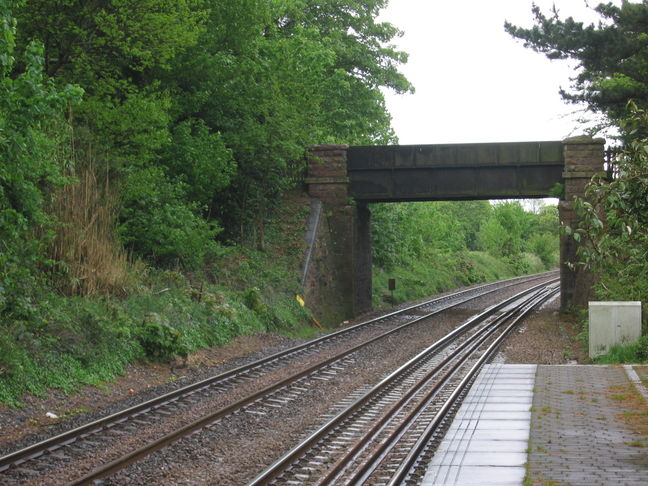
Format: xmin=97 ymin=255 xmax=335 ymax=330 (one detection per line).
xmin=422 ymin=363 xmax=648 ymax=486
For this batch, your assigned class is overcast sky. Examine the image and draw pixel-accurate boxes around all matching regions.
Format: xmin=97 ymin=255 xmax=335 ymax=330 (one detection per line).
xmin=379 ymin=0 xmax=616 ymax=145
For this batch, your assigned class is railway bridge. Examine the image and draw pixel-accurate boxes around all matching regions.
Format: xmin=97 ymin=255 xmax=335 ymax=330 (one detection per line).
xmin=302 ymin=136 xmax=606 ymax=323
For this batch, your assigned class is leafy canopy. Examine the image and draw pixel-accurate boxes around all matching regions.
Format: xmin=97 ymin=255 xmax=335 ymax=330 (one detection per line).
xmin=169 ymin=0 xmax=413 ymax=239
xmin=372 ymin=200 xmax=558 ymax=272
xmin=571 ymin=104 xmax=648 ymax=304
xmin=0 ymin=0 xmax=82 ymax=319
xmin=7 ymin=0 xmax=413 ymax=262
xmin=505 ymin=1 xmax=648 ymax=122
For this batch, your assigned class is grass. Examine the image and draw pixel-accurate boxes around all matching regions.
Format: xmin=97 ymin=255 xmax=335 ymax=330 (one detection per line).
xmin=48 ymin=163 xmax=134 ymax=297
xmin=595 ymin=336 xmax=648 ymax=364
xmin=628 ymin=438 xmax=648 ymax=448
xmin=283 ymin=324 xmax=323 ymax=340
xmin=371 ymin=249 xmax=550 ymax=309
xmin=60 ymin=408 xmax=91 ymax=418
xmin=372 ymin=250 xmax=462 ymax=306
xmin=0 ymin=191 xmax=314 ymax=407
xmin=606 ymin=383 xmax=648 ymax=446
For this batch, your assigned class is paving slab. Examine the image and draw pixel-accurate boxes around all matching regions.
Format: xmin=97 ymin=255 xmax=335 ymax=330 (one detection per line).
xmin=421 ymin=363 xmax=648 ymax=486
xmin=454 ymin=411 xmax=530 ymax=421
xmin=462 ymin=390 xmax=533 ymax=401
xmin=437 ymin=439 xmax=528 ymax=454
xmin=527 ymin=365 xmax=648 ymax=486
xmin=421 ymin=364 xmax=536 ymax=486
xmin=428 ymin=465 xmax=525 ymax=485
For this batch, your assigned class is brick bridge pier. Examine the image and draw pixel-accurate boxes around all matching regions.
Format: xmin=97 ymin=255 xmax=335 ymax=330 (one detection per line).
xmin=302 ymin=137 xmax=605 ymax=323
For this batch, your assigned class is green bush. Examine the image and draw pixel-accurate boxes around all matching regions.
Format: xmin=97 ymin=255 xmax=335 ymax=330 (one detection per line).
xmin=571 ymin=106 xmax=648 ymax=316
xmin=0 ymin=278 xmax=299 ymax=406
xmin=242 ymin=287 xmax=268 ymax=317
xmin=528 ymin=233 xmax=558 ymax=268
xmin=0 ymin=8 xmax=81 ymax=324
xmin=636 ymin=335 xmax=648 ymax=362
xmin=136 ymin=313 xmax=187 ymax=361
xmin=240 ymin=287 xmax=308 ymax=332
xmin=520 ymin=253 xmax=547 ymax=275
xmin=161 ymin=119 xmax=235 ymax=211
xmin=0 ymin=296 xmax=143 ymax=406
xmin=119 ymin=166 xmax=222 ymax=269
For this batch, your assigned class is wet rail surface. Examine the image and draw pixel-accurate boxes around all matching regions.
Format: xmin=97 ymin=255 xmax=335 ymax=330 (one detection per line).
xmin=0 ymin=272 xmax=557 ymax=485
xmin=248 ymin=281 xmax=559 ymax=485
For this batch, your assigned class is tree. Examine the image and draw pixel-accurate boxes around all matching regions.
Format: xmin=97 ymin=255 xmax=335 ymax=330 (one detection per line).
xmin=160 ymin=119 xmax=235 ymax=216
xmin=10 ymin=0 xmax=412 ymax=258
xmin=371 ymin=201 xmax=485 ymax=269
xmin=526 ymin=205 xmax=559 ymax=268
xmin=118 ymin=166 xmax=222 ymax=269
xmin=479 ymin=202 xmax=527 ymax=257
xmin=371 ymin=203 xmax=412 ymax=269
xmin=168 ymin=0 xmax=412 ymax=242
xmin=14 ymin=0 xmax=207 ymax=164
xmin=477 ymin=216 xmax=507 ymax=257
xmin=1 ymin=0 xmax=82 ymax=318
xmin=508 ymin=2 xmax=648 ymax=306
xmin=505 ymin=1 xmax=648 ymax=123
xmin=287 ymin=0 xmax=413 ymax=144
xmin=572 ymin=105 xmax=648 ymax=304
xmin=12 ymin=1 xmax=227 ymax=266
xmin=440 ymin=200 xmax=491 ymax=250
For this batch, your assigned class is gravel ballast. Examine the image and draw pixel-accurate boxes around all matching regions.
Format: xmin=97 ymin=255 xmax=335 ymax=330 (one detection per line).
xmin=0 ymin=278 xmax=585 ymax=485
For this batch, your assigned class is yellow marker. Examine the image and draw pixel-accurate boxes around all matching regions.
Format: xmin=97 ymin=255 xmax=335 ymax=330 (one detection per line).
xmin=296 ymin=295 xmax=305 ymax=307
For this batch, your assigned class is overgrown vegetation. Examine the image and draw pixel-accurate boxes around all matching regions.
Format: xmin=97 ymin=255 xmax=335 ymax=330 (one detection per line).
xmin=370 ymin=200 xmax=559 ymax=306
xmin=0 ymin=190 xmax=313 ymax=407
xmin=594 ymin=336 xmax=648 ymax=364
xmin=1 ymin=1 xmax=410 ymax=406
xmin=3 ymin=0 xmax=646 ymax=406
xmin=572 ymin=106 xmax=648 ymax=317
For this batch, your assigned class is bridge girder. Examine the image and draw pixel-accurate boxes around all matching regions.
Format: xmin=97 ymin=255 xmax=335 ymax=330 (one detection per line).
xmin=347 ymin=141 xmax=564 ymax=202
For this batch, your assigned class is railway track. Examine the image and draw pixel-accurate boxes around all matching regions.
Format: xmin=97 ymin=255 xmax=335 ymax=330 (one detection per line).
xmin=0 ymin=272 xmax=556 ymax=485
xmin=248 ymin=281 xmax=559 ymax=485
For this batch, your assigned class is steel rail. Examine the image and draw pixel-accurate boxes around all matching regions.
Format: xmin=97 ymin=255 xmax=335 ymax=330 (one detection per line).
xmin=317 ymin=288 xmax=555 ymax=486
xmin=0 ymin=271 xmax=553 ymax=474
xmin=352 ymin=285 xmax=559 ymax=486
xmin=314 ymin=291 xmax=542 ymax=485
xmin=60 ymin=276 xmax=555 ymax=485
xmin=385 ymin=286 xmax=560 ymax=486
xmin=275 ymin=285 xmax=558 ymax=486
xmin=246 ymin=279 xmax=558 ymax=486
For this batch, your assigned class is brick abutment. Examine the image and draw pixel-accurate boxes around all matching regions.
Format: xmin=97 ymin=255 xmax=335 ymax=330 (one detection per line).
xmin=559 ymin=136 xmax=606 ymax=309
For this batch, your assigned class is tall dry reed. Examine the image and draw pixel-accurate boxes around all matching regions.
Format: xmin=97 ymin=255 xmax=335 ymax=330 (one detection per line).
xmin=48 ymin=164 xmax=133 ymax=297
